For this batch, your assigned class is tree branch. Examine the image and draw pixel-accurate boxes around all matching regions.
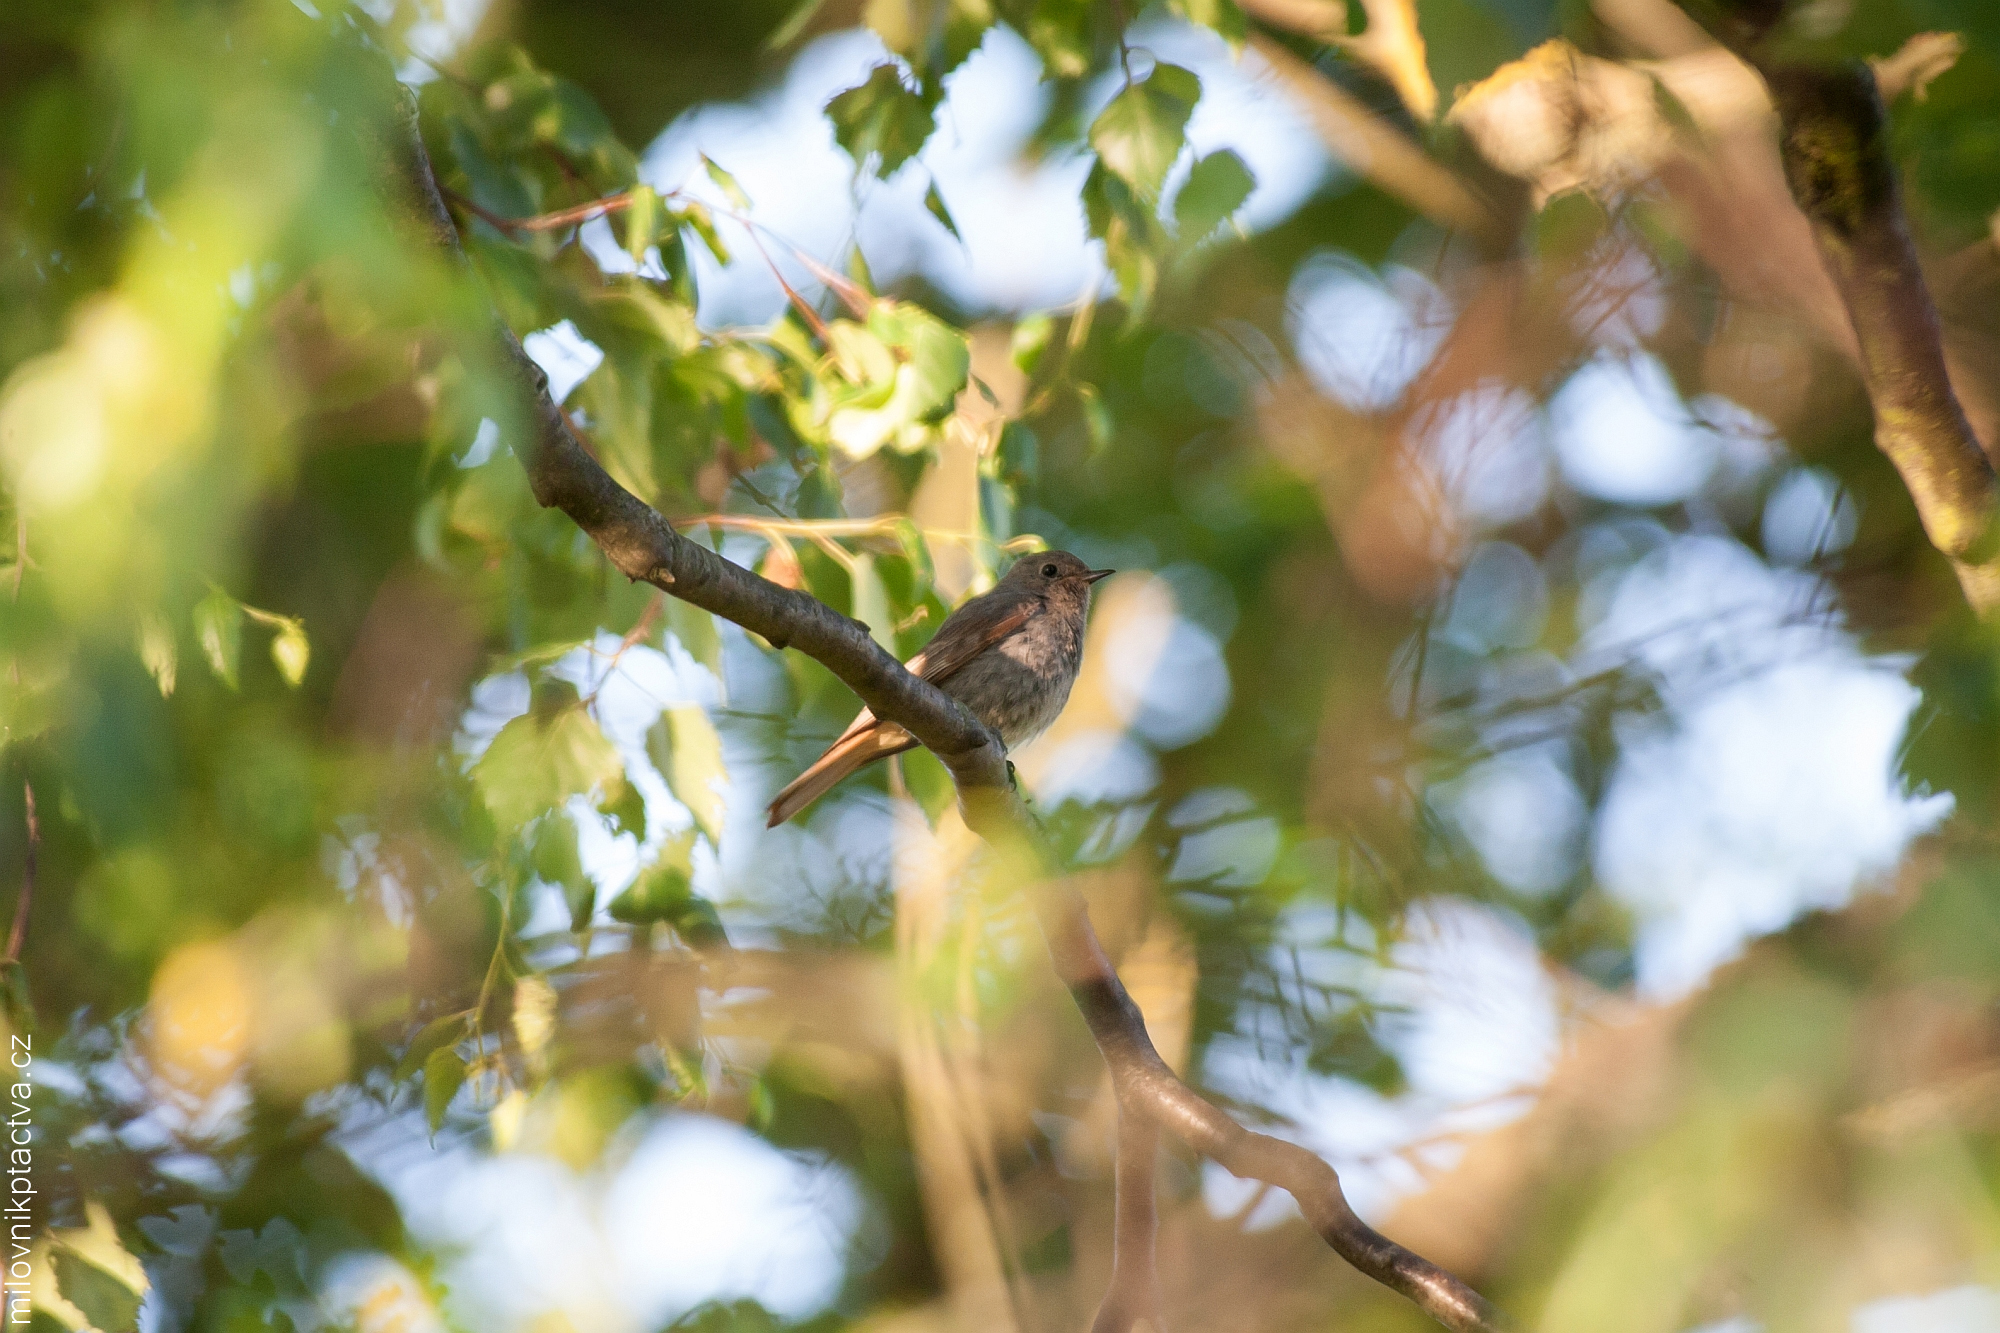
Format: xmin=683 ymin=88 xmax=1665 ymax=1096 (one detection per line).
xmin=395 ymin=94 xmax=1506 ymax=1333
xmin=1676 ymin=5 xmax=2000 ymax=609
xmin=1766 ymin=62 xmax=2000 ymax=600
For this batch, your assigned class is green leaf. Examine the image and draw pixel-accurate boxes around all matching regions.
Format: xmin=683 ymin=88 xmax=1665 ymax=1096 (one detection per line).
xmin=826 ymin=63 xmax=936 ymax=178
xmin=424 ymin=1046 xmax=468 ymax=1134
xmin=766 ymin=0 xmax=827 ymax=48
xmin=747 ymin=1075 xmax=775 ymax=1130
xmin=924 ymin=179 xmax=961 ymax=241
xmin=1089 ymin=63 xmax=1201 ymax=199
xmin=1174 ymin=149 xmax=1256 ymax=242
xmin=665 ymin=597 xmax=723 ymax=678
xmin=1082 ymin=159 xmax=1166 ymax=316
xmin=137 ymin=613 xmax=177 ymax=697
xmin=609 ymin=830 xmax=694 ymax=925
xmin=54 ymin=1251 xmax=141 ymax=1333
xmin=599 ymin=773 xmax=648 ymax=842
xmin=824 ymin=302 xmax=970 ymax=458
xmin=193 ymin=587 xmax=243 ymax=690
xmin=473 ymin=690 xmax=625 ymax=831
xmin=702 ymin=154 xmax=752 ymax=212
xmin=1169 ymin=0 xmax=1247 ymax=47
xmin=678 ymin=201 xmax=731 ymax=265
xmin=270 ymin=621 xmax=311 ymax=687
xmin=851 ymin=553 xmax=896 ymax=655
xmin=396 ymin=1014 xmax=469 ymax=1082
xmin=532 ymin=813 xmax=595 ymax=932
xmin=1011 ymin=313 xmax=1054 ymax=376
xmin=1079 ymin=382 xmax=1114 ymax=454
xmin=608 ymin=832 xmax=726 ymax=945
xmin=647 ymin=706 xmax=729 ymax=841
xmin=624 ymin=183 xmax=660 ymax=263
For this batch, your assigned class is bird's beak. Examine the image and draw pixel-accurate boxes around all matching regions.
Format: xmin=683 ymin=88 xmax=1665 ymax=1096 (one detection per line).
xmin=1085 ymin=569 xmax=1115 ymax=584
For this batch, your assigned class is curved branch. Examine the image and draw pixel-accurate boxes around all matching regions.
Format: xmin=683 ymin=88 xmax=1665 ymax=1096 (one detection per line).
xmin=396 ymin=97 xmax=1506 ymax=1333
xmin=988 ymin=789 xmax=1507 ymax=1333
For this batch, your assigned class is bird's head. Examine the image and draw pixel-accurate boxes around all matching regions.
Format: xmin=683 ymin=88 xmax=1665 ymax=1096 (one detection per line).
xmin=1003 ymin=550 xmax=1114 ymax=607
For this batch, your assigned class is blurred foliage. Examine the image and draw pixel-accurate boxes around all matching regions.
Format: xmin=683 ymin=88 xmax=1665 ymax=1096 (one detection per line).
xmin=3 ymin=0 xmax=2000 ymax=1330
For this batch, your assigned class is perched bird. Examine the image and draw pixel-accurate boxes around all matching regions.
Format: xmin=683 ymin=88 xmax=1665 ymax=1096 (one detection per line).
xmin=766 ymin=551 xmax=1113 ymax=826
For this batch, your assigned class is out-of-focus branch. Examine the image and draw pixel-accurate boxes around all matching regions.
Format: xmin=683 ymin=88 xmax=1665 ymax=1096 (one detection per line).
xmin=395 ymin=94 xmax=1507 ymax=1333
xmin=1670 ymin=2 xmax=2000 ymax=608
xmin=1091 ymin=1099 xmax=1163 ymax=1333
xmin=1239 ymin=0 xmax=1438 ymax=121
xmin=1767 ymin=62 xmax=2000 ymax=598
xmin=1245 ymin=35 xmax=1507 ymax=249
xmin=991 ymin=807 xmax=1508 ymax=1333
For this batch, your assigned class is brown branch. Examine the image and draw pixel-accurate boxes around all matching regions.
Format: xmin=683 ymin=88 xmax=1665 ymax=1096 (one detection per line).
xmin=993 ymin=804 xmax=1507 ymax=1333
xmin=1764 ymin=63 xmax=2000 ymax=607
xmin=440 ymin=185 xmax=636 ymax=235
xmin=395 ymin=94 xmax=1507 ymax=1333
xmin=1245 ymin=35 xmax=1507 ymax=250
xmin=6 ymin=783 xmax=34 ymax=966
xmin=1092 ymin=1097 xmax=1163 ymax=1332
xmin=1673 ymin=4 xmax=2000 ymax=609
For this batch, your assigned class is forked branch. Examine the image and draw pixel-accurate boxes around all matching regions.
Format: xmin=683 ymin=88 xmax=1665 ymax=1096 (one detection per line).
xmin=397 ymin=98 xmax=1506 ymax=1333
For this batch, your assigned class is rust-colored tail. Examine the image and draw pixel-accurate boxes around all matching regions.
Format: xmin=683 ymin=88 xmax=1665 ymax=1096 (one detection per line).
xmin=766 ymin=721 xmax=917 ymax=827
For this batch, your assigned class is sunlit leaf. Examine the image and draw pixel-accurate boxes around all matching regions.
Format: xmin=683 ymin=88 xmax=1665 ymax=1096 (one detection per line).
xmin=1089 ymin=63 xmax=1201 ymax=199
xmin=824 ymin=302 xmax=970 ymax=458
xmin=51 ymin=1204 xmax=146 ymax=1333
xmin=270 ymin=621 xmax=310 ymax=687
xmin=396 ymin=1014 xmax=468 ymax=1082
xmin=137 ymin=613 xmax=177 ymax=697
xmin=513 ymin=974 xmax=558 ymax=1067
xmin=598 ymin=772 xmax=648 ymax=841
xmin=623 ymin=183 xmax=659 ymax=263
xmin=473 ymin=687 xmax=625 ymax=830
xmin=55 ymin=1250 xmax=142 ymax=1333
xmin=424 ymin=1046 xmax=468 ymax=1134
xmin=532 ymin=813 xmax=595 ymax=931
xmin=491 ymin=1088 xmax=529 ymax=1150
xmin=702 ymin=154 xmax=752 ymax=212
xmin=647 ymin=705 xmax=729 ymax=841
xmin=678 ymin=201 xmax=732 ymax=264
xmin=193 ymin=587 xmax=242 ymax=690
xmin=826 ymin=63 xmax=936 ymax=178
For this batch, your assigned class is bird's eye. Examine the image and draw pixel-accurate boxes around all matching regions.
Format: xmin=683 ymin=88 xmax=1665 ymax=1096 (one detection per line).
xmin=1041 ymin=562 xmax=1059 ymax=578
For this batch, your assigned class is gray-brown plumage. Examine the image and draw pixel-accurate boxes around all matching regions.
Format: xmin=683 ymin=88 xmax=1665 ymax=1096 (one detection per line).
xmin=765 ymin=551 xmax=1113 ymax=826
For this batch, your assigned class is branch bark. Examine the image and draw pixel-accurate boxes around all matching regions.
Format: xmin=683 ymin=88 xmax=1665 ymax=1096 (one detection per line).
xmin=1678 ymin=4 xmax=2000 ymax=610
xmin=1765 ymin=62 xmax=2000 ymax=605
xmin=396 ymin=96 xmax=1506 ymax=1333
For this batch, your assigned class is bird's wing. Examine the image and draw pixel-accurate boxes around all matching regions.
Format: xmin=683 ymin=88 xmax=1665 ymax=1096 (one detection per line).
xmin=913 ymin=595 xmax=1042 ymax=685
xmin=809 ymin=598 xmax=1038 ymax=748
